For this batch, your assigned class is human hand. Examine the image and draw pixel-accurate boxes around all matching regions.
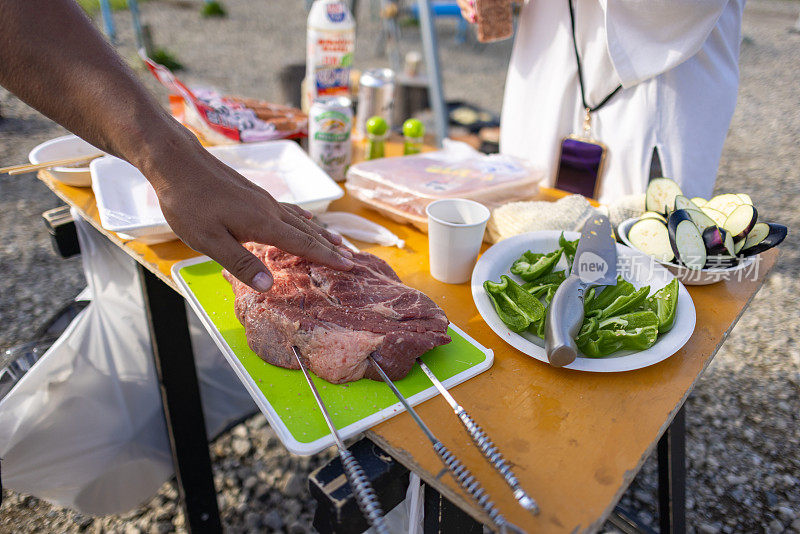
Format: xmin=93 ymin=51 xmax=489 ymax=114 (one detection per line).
xmin=457 ymin=0 xmax=477 ymax=23
xmin=140 ymin=131 xmax=353 ymax=293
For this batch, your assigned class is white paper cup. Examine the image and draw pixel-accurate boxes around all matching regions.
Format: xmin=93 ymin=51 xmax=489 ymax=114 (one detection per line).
xmin=426 ymin=198 xmax=490 ymax=284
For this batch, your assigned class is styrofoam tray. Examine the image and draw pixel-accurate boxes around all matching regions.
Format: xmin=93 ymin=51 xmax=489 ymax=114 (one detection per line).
xmin=91 ymin=140 xmax=344 ymax=244
xmin=173 ymin=256 xmax=494 ymax=455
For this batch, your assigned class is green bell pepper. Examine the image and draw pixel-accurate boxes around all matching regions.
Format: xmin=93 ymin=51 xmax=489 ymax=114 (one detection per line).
xmin=599 ymin=285 xmax=651 ymax=319
xmin=645 ymin=278 xmax=679 ymax=333
xmin=484 ymin=275 xmax=545 ymax=332
xmin=577 ymin=311 xmax=660 ymax=357
xmin=559 ymin=233 xmax=580 ymax=271
xmin=511 ymin=248 xmax=563 ymax=282
xmin=585 ymin=276 xmax=634 ymax=314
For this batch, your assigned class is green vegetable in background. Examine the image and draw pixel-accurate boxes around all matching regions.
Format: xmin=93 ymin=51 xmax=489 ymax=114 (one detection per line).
xmin=577 ymin=311 xmax=660 ymax=358
xmin=559 ymin=233 xmax=580 ymax=271
xmin=511 ymin=248 xmax=563 ymax=282
xmin=484 ymin=276 xmax=545 ymax=332
xmin=645 ymin=278 xmax=679 ymax=333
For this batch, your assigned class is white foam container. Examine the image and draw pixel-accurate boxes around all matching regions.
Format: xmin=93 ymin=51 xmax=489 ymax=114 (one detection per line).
xmin=29 ymin=134 xmax=105 ymax=187
xmin=91 ymin=140 xmax=344 ymax=244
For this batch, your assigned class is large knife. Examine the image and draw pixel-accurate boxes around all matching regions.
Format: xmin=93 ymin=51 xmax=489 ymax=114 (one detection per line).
xmin=545 ymin=214 xmax=617 ymax=367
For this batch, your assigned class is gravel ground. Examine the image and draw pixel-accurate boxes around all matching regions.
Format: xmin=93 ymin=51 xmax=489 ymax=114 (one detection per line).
xmin=1 ymin=1 xmax=799 ymax=532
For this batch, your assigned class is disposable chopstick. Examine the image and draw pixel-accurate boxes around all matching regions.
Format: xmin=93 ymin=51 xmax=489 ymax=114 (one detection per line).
xmin=0 ymin=153 xmax=104 ymax=175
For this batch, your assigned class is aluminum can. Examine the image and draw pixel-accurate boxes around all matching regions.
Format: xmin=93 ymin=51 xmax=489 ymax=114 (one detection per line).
xmin=355 ymin=68 xmax=395 ymax=140
xmin=309 ymin=96 xmax=353 ymax=182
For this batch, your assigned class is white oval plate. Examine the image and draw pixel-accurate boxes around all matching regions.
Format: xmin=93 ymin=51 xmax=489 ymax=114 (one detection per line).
xmin=471 ymin=231 xmax=696 ymax=372
xmin=618 ymin=218 xmax=757 ymax=286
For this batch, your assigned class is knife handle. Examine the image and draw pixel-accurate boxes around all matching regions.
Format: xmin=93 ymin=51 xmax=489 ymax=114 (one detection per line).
xmin=545 ymin=273 xmax=585 ymax=367
xmin=339 ymin=448 xmax=389 ymax=534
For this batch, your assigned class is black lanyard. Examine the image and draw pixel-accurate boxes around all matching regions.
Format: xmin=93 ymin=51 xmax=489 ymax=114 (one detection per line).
xmin=568 ymin=0 xmax=622 ymax=113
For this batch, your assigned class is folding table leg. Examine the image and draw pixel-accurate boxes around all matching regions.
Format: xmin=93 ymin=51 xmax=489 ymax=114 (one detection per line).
xmin=139 ymin=265 xmax=222 ymax=533
xmin=657 ymin=405 xmax=687 ymax=534
xmin=423 ymin=484 xmax=483 ymax=534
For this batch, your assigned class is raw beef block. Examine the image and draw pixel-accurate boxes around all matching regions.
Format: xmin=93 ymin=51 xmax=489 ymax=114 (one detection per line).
xmin=223 ymin=243 xmax=451 ymax=384
xmin=475 ymin=0 xmax=513 ymax=43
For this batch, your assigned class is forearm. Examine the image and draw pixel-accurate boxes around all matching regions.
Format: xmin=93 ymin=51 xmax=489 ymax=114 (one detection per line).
xmin=0 ymin=0 xmax=194 ymax=181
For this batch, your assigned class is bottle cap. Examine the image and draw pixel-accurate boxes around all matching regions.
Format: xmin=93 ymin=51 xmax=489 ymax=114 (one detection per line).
xmin=366 ymin=116 xmax=388 ymax=136
xmin=402 ymin=118 xmax=425 ymax=138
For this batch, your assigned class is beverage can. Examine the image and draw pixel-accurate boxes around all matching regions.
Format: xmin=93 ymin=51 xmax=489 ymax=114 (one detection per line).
xmin=355 ymin=68 xmax=395 ymax=140
xmin=306 ymin=0 xmax=355 ymax=104
xmin=309 ymin=96 xmax=353 ymax=182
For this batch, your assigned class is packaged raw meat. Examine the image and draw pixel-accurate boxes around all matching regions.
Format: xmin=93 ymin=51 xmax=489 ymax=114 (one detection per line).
xmin=475 ymin=0 xmax=513 ymax=43
xmin=345 ymin=141 xmax=544 ymax=231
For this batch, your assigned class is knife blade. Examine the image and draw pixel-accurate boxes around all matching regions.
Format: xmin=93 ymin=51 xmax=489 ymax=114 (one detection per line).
xmin=545 ymin=214 xmax=617 ymax=367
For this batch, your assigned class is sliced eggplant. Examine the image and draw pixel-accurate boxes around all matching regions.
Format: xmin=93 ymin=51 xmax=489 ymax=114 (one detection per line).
xmin=734 ymin=238 xmax=746 ymax=255
xmin=737 ymin=193 xmax=753 ymax=205
xmin=705 ymin=193 xmax=745 ymax=216
xmin=741 ymin=222 xmax=770 ymax=251
xmin=723 ymin=204 xmax=758 ymax=241
xmin=668 ymin=210 xmax=707 ymax=270
xmin=674 ymin=195 xmax=701 ymax=212
xmin=703 ymin=226 xmax=735 ymax=256
xmin=640 ymin=211 xmax=667 ymax=223
xmin=705 ymin=255 xmax=739 ymax=269
xmin=685 ymin=209 xmax=717 ymax=232
xmin=646 ymin=177 xmax=683 ymax=214
xmin=740 ymin=223 xmax=788 ymax=257
xmin=701 ymin=206 xmax=729 ymax=228
xmin=628 ymin=218 xmax=674 ymax=263
xmin=690 ymin=197 xmax=708 ymax=207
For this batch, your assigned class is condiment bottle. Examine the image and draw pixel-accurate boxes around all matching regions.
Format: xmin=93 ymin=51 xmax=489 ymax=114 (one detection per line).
xmin=402 ymin=118 xmax=425 ymax=155
xmin=365 ymin=116 xmax=388 ymax=160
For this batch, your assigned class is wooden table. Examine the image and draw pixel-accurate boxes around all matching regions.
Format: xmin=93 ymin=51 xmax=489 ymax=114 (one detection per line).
xmin=37 ymin=145 xmax=776 ymax=533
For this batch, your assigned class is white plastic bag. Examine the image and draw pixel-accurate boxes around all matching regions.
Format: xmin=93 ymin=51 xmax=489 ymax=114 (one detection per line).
xmin=0 ymin=212 xmax=254 ymax=515
xmin=316 ymin=212 xmax=405 ymax=249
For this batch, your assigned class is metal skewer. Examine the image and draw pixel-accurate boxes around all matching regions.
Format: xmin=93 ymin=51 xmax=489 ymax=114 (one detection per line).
xmin=368 ymin=355 xmax=525 ymax=534
xmin=417 ymin=359 xmax=539 ymax=515
xmin=292 ymin=347 xmax=388 ymax=534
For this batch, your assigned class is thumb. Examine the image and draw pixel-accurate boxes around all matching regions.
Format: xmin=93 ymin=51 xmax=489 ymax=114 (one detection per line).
xmin=216 ymin=240 xmax=274 ymax=292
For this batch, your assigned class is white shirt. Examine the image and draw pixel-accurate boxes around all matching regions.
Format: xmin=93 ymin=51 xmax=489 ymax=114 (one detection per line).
xmin=500 ymin=0 xmax=744 ymax=202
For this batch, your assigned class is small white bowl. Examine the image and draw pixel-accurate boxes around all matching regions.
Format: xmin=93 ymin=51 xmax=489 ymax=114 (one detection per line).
xmin=28 ymin=135 xmax=104 ymax=187
xmin=618 ymin=217 xmax=757 ymax=286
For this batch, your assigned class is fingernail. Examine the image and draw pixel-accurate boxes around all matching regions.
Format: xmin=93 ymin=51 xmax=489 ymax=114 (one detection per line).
xmin=330 ymin=233 xmax=343 ymax=245
xmin=340 ymin=257 xmax=355 ymax=269
xmin=301 ymin=208 xmax=313 ymax=219
xmin=340 ymin=248 xmax=354 ymax=259
xmin=253 ymin=271 xmax=273 ymax=292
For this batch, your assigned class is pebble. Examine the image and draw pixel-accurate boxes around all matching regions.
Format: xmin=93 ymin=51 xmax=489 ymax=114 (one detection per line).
xmin=231 ymin=438 xmax=251 ymax=457
xmin=698 ymin=523 xmax=721 ymax=534
xmin=280 ymin=474 xmax=305 ymax=499
xmin=776 ymin=507 xmax=796 ymax=522
xmin=767 ymin=519 xmax=784 ymax=534
xmin=263 ymin=510 xmax=284 ymax=531
xmin=244 ymin=512 xmax=261 ymax=530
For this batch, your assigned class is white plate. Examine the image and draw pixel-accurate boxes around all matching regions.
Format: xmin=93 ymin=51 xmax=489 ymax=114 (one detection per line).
xmin=471 ymin=230 xmax=696 ymax=372
xmin=91 ymin=140 xmax=344 ymax=244
xmin=618 ymin=218 xmax=757 ymax=286
xmin=29 ymin=134 xmax=105 ymax=187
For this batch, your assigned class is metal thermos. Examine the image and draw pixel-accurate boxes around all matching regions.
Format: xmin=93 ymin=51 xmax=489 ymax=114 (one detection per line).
xmin=355 ymin=68 xmax=395 ymax=140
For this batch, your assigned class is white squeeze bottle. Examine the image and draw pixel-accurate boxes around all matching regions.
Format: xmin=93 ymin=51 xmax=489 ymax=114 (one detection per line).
xmin=306 ymin=0 xmax=355 ymax=105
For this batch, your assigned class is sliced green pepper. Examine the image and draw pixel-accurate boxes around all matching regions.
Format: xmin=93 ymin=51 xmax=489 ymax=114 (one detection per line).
xmin=575 ymin=316 xmax=599 ymax=347
xmin=511 ymin=248 xmax=563 ymax=282
xmin=585 ymin=276 xmax=634 ymax=314
xmin=484 ymin=276 xmax=545 ymax=332
xmin=599 ymin=285 xmax=650 ymax=319
xmin=645 ymin=278 xmax=679 ymax=333
xmin=559 ymin=233 xmax=580 ymax=271
xmin=577 ymin=310 xmax=659 ymax=357
xmin=522 ymin=271 xmax=566 ymax=293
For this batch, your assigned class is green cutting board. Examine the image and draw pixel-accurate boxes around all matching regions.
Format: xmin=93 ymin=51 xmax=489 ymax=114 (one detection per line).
xmin=173 ymin=257 xmax=493 ymax=455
